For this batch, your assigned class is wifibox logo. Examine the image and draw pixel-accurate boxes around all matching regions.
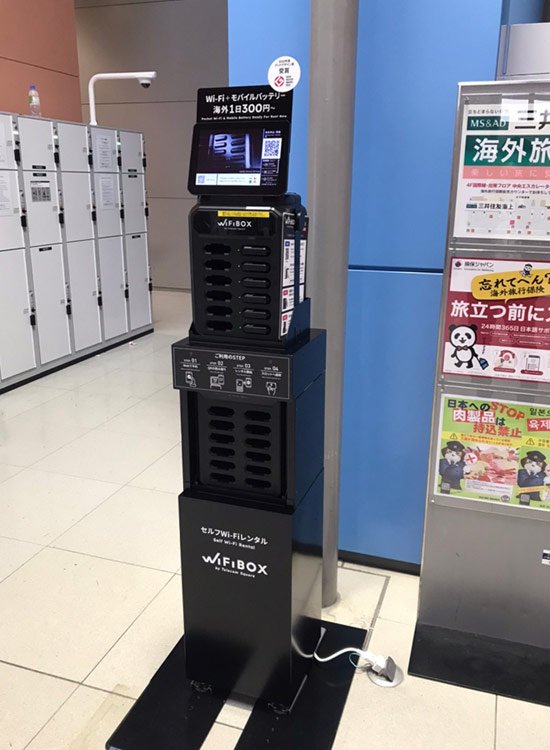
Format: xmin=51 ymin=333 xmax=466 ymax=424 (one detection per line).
xmin=201 ymin=552 xmax=268 ymax=576
xmin=216 ymin=218 xmax=253 ymax=229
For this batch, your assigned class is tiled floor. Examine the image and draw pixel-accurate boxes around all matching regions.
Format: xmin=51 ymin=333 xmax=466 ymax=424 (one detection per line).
xmin=1 ymin=290 xmax=549 ymax=749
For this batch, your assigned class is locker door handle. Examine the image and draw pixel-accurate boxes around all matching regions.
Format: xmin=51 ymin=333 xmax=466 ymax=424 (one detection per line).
xmin=148 ymin=280 xmax=153 ymax=292
xmin=14 ymin=147 xmax=21 ymax=164
xmin=20 ymin=213 xmax=27 ymax=229
xmin=97 ymin=294 xmax=103 ymax=307
xmin=66 ymin=302 xmax=72 ymax=316
xmin=124 ymin=287 xmax=129 ymax=299
xmin=88 ymin=153 xmax=93 ymax=167
xmin=120 ymin=208 xmax=125 ymax=220
xmin=54 ymin=151 xmax=60 ymax=165
xmin=142 ymin=156 xmax=147 ymax=169
xmin=59 ymin=212 xmax=65 ymax=225
xmin=91 ymin=209 xmax=97 ymax=222
xmin=29 ymin=309 xmax=36 ymax=327
xmin=145 ymin=205 xmax=149 ymax=218
xmin=117 ymin=155 xmax=122 ymax=168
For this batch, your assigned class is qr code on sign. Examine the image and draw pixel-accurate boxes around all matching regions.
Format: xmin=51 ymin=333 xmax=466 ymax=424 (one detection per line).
xmin=262 ymin=138 xmax=282 ymax=160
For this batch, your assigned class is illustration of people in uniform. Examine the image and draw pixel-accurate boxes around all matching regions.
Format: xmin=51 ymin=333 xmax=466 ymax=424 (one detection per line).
xmin=517 ymin=450 xmax=546 ymax=503
xmin=439 ymin=440 xmax=466 ymax=493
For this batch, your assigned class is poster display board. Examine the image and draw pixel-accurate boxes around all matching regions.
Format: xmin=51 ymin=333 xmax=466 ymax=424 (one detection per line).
xmin=436 ymin=393 xmax=550 ymax=510
xmin=443 ymin=256 xmax=550 ymax=383
xmin=454 ymin=97 xmax=550 ymax=240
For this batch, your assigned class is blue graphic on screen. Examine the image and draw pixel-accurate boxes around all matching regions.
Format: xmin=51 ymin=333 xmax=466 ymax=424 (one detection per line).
xmin=195 ymin=126 xmax=283 ymax=188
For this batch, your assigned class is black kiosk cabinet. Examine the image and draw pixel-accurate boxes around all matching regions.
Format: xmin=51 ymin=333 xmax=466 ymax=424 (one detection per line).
xmin=174 ymin=86 xmax=326 ymax=705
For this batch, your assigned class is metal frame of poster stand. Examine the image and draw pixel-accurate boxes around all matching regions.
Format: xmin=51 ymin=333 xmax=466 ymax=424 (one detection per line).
xmin=409 ymin=79 xmax=550 ymax=706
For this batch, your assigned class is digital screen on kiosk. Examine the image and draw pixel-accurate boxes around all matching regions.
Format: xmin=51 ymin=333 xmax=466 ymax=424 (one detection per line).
xmin=188 ymin=120 xmax=290 ymax=195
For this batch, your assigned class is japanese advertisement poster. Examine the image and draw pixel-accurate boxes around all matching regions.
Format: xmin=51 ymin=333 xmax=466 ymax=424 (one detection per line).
xmin=443 ymin=257 xmax=550 ymax=384
xmin=454 ymin=99 xmax=550 ymax=240
xmin=436 ymin=394 xmax=550 ymax=510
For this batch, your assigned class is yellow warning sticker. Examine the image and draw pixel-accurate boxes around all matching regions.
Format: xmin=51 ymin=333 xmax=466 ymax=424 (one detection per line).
xmin=217 ymin=210 xmax=270 ymax=218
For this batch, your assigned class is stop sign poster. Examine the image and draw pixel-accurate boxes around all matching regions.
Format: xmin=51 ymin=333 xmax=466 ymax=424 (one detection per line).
xmin=442 ymin=256 xmax=550 ymax=384
xmin=435 ymin=394 xmax=550 ymax=510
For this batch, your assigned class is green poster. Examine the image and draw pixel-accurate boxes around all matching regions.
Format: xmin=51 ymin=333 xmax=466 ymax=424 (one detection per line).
xmin=436 ymin=394 xmax=550 ymax=510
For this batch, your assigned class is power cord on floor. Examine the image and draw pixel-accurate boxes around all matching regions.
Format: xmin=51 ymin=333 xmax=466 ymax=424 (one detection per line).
xmin=313 ymin=644 xmax=404 ymax=687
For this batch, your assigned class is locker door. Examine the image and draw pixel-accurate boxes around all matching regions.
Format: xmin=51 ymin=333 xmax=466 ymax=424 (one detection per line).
xmin=66 ymin=239 xmax=101 ymax=351
xmin=0 ymin=249 xmax=36 ymax=379
xmin=62 ymin=172 xmax=94 ymax=242
xmin=0 ymin=113 xmax=18 ymax=169
xmin=23 ymin=172 xmax=62 ymax=247
xmin=121 ymin=173 xmax=146 ymax=234
xmin=98 ymin=236 xmax=128 ymax=340
xmin=58 ymin=122 xmax=89 ymax=172
xmin=30 ymin=244 xmax=71 ymax=365
xmin=120 ymin=131 xmax=143 ymax=173
xmin=125 ymin=233 xmax=152 ymax=330
xmin=94 ymin=173 xmax=122 ymax=238
xmin=0 ymin=170 xmax=25 ymax=251
xmin=18 ymin=117 xmax=56 ymax=171
xmin=91 ymin=127 xmax=117 ymax=172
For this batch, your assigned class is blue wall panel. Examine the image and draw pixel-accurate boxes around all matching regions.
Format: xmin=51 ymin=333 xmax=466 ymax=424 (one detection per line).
xmin=339 ymin=269 xmax=442 ymax=563
xmin=349 ymin=0 xmax=502 ymax=270
xmin=227 ymin=0 xmax=310 ymax=200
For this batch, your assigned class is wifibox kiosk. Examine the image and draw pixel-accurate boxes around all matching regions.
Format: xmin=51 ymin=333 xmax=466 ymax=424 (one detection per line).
xmin=107 ymin=85 xmax=396 ymax=750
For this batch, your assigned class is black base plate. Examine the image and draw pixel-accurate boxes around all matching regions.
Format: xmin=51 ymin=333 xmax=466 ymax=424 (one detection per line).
xmin=106 ymin=620 xmax=366 ymax=750
xmin=409 ymin=623 xmax=550 ymax=706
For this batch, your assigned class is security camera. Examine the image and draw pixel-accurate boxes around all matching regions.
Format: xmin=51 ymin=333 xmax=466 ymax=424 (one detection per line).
xmin=88 ymin=71 xmax=158 ymax=125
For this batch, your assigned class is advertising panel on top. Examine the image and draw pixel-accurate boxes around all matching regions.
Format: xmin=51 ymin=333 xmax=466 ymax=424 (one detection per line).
xmin=435 ymin=393 xmax=550 ymax=511
xmin=442 ymin=256 xmax=550 ymax=384
xmin=454 ymin=97 xmax=550 ymax=240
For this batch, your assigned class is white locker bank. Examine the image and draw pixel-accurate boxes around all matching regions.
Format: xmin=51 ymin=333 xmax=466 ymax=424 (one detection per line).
xmin=0 ymin=113 xmax=153 ymax=392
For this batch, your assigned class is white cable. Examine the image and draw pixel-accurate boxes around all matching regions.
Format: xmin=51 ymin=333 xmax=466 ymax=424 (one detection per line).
xmin=314 ymin=646 xmax=387 ymax=673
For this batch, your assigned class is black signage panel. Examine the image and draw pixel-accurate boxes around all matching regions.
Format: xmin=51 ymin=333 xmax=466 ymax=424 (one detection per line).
xmin=197 ymin=85 xmax=293 ymax=123
xmin=173 ymin=344 xmax=290 ymax=400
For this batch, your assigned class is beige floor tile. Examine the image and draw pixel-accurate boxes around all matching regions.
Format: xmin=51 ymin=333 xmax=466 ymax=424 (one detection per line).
xmin=0 ymin=384 xmax=68 ymax=420
xmin=33 ymin=426 xmax=177 ymax=484
xmin=322 ymin=567 xmax=387 ymax=630
xmin=346 ymin=563 xmax=420 ymax=625
xmin=0 ymin=662 xmax=76 ymax=750
xmin=129 ymin=444 xmax=183 ymax=494
xmin=0 ymin=463 xmax=23 ymax=482
xmin=127 ymin=346 xmax=173 ymax=375
xmin=496 ymin=696 xmax=550 ymax=749
xmin=0 ymin=469 xmax=120 ymax=544
xmin=26 ymin=685 xmax=134 ymax=750
xmin=334 ymin=618 xmax=495 ymax=750
xmin=146 ymin=383 xmax=179 ymax=405
xmin=54 ymin=486 xmax=180 ymax=571
xmin=0 ymin=547 xmax=170 ymax=681
xmin=85 ymin=576 xmax=183 ymax=697
xmin=102 ymin=395 xmax=181 ymax=441
xmin=216 ymin=696 xmax=254 ymax=730
xmin=77 ymin=367 xmax=172 ymax=399
xmin=0 ymin=537 xmax=42 ymax=580
xmin=201 ymin=721 xmax=242 ymax=750
xmin=34 ymin=355 xmax=123 ymax=390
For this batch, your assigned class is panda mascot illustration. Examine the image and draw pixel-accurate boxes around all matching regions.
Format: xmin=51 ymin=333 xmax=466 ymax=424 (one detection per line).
xmin=439 ymin=440 xmax=466 ymax=493
xmin=448 ymin=324 xmax=489 ymax=370
xmin=517 ymin=450 xmax=546 ymax=503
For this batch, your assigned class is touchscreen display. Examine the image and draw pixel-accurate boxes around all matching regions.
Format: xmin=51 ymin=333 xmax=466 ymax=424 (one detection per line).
xmin=188 ymin=121 xmax=289 ymax=195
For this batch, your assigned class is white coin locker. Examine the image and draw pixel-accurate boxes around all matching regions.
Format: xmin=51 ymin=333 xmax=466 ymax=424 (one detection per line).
xmin=61 ymin=172 xmax=94 ymax=242
xmin=58 ymin=122 xmax=90 ymax=173
xmin=23 ymin=171 xmax=62 ymax=247
xmin=120 ymin=131 xmax=144 ymax=173
xmin=98 ymin=236 xmax=128 ymax=340
xmin=0 ymin=170 xmax=24 ymax=251
xmin=0 ymin=248 xmax=36 ymax=380
xmin=121 ymin=172 xmax=146 ymax=235
xmin=0 ymin=113 xmax=19 ymax=170
xmin=125 ymin=233 xmax=152 ymax=330
xmin=91 ymin=126 xmax=118 ymax=172
xmin=94 ymin=172 xmax=122 ymax=237
xmin=18 ymin=117 xmax=56 ymax=172
xmin=30 ymin=244 xmax=71 ymax=365
xmin=66 ymin=239 xmax=102 ymax=351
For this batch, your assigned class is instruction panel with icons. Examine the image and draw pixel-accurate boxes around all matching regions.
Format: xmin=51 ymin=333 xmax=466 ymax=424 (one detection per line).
xmin=173 ymin=342 xmax=290 ymax=399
